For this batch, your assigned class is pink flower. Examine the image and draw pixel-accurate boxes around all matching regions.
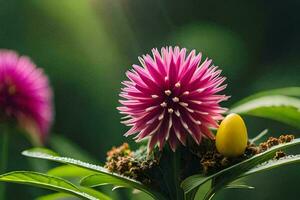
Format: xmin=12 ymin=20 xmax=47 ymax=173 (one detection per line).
xmin=118 ymin=47 xmax=228 ymax=152
xmin=0 ymin=50 xmax=53 ymax=144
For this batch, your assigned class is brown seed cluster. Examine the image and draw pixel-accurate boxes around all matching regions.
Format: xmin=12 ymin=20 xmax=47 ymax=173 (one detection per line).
xmin=198 ymin=134 xmax=294 ymax=174
xmin=106 ymin=143 xmax=133 ymax=159
xmin=189 ymin=138 xmax=240 ymax=174
xmin=105 ymin=143 xmax=136 ymax=178
xmin=259 ymin=135 xmax=295 ymax=152
xmin=104 ymin=143 xmax=158 ymax=184
xmin=198 ymin=142 xmax=239 ymax=175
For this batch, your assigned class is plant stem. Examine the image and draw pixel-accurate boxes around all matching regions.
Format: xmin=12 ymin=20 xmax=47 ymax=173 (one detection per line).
xmin=172 ymin=150 xmax=181 ymax=200
xmin=0 ymin=128 xmax=9 ymax=200
xmin=158 ymin=165 xmax=174 ymax=199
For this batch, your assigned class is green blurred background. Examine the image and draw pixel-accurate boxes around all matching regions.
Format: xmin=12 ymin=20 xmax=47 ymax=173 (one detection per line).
xmin=1 ymin=0 xmax=300 ymax=199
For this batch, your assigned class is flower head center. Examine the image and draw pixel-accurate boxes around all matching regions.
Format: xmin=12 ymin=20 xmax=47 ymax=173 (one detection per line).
xmin=0 ymin=76 xmax=18 ymax=116
xmin=162 ymin=87 xmax=185 ymax=114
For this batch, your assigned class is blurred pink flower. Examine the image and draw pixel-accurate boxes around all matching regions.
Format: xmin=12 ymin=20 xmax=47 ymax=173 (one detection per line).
xmin=118 ymin=46 xmax=229 ymax=152
xmin=0 ymin=50 xmax=53 ymax=144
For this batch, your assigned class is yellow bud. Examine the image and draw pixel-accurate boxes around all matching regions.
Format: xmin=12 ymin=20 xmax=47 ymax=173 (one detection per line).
xmin=216 ymin=113 xmax=248 ymax=157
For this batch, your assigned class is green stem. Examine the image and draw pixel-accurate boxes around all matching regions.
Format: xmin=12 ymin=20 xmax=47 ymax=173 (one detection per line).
xmin=0 ymin=128 xmax=9 ymax=200
xmin=158 ymin=165 xmax=174 ymax=200
xmin=172 ymin=150 xmax=182 ymax=200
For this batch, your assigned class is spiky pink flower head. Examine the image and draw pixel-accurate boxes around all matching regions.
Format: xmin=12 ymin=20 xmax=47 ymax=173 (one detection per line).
xmin=118 ymin=46 xmax=229 ymax=152
xmin=0 ymin=50 xmax=53 ymax=144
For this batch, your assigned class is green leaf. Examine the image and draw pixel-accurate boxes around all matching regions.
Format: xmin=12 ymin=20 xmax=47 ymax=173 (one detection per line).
xmin=80 ymin=173 xmax=145 ymax=190
xmin=48 ymin=166 xmax=116 ymax=200
xmin=36 ymin=190 xmax=111 ymax=200
xmin=36 ymin=193 xmax=77 ymax=200
xmin=193 ymin=180 xmax=211 ymax=200
xmin=22 ymin=148 xmax=166 ymax=200
xmin=181 ymin=138 xmax=300 ymax=197
xmin=80 ymin=174 xmax=164 ymax=200
xmin=225 ymin=184 xmax=254 ymax=189
xmin=242 ymin=154 xmax=300 ymax=178
xmin=79 ymin=187 xmax=112 ymax=200
xmin=220 ymin=155 xmax=300 ymax=198
xmin=48 ymin=165 xmax=95 ymax=178
xmin=225 ymin=180 xmax=254 ymax=190
xmin=129 ymin=190 xmax=154 ymax=200
xmin=232 ymin=87 xmax=300 ymax=107
xmin=29 ymin=148 xmax=59 ymax=157
xmin=229 ymin=95 xmax=300 ymax=129
xmin=22 ymin=148 xmax=107 ymax=173
xmin=0 ymin=171 xmax=97 ymax=200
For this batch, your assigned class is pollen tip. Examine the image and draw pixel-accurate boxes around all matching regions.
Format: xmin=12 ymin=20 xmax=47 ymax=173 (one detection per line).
xmin=172 ymin=97 xmax=179 ymax=102
xmin=160 ymin=102 xmax=167 ymax=107
xmin=179 ymin=102 xmax=188 ymax=107
xmin=164 ymin=90 xmax=172 ymax=96
xmin=183 ymin=91 xmax=189 ymax=95
xmin=168 ymin=108 xmax=174 ymax=113
xmin=175 ymin=82 xmax=181 ymax=87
